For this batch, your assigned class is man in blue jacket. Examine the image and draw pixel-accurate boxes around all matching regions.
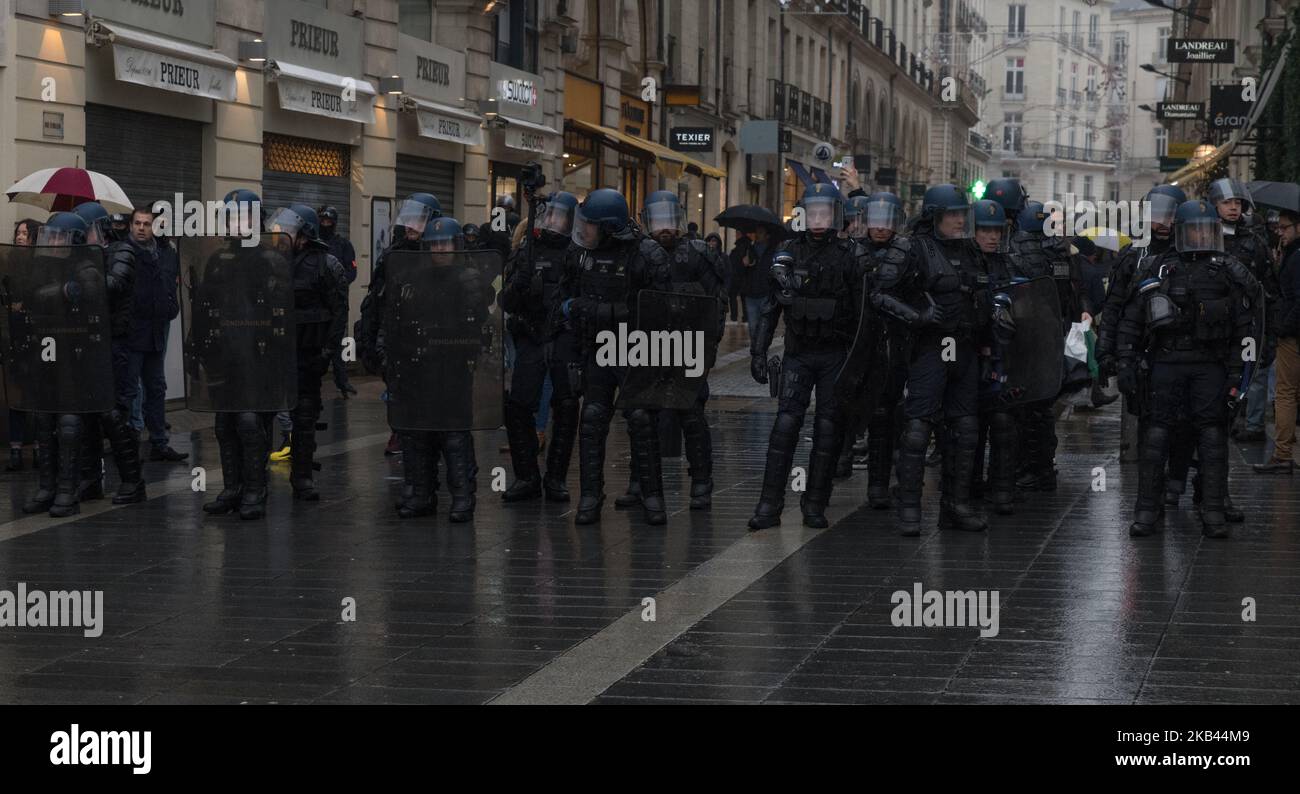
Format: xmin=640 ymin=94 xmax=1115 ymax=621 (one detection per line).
xmin=125 ymin=207 xmax=187 ymax=462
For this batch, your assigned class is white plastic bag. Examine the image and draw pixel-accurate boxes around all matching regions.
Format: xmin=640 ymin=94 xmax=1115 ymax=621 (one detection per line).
xmin=1065 ymin=322 xmax=1088 ymax=364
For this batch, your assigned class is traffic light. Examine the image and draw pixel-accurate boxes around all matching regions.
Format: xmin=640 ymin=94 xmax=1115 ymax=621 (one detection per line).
xmin=970 ymin=179 xmax=987 ymax=200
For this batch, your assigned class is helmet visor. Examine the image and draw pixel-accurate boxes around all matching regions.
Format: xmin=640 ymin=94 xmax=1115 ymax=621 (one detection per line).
xmin=395 ymin=199 xmax=435 ymax=235
xmin=571 ymin=205 xmax=604 ymax=250
xmin=641 ymin=199 xmax=684 ymax=235
xmin=934 ymin=207 xmax=974 ymax=240
xmin=1148 ymin=193 xmax=1180 ymax=226
xmin=35 ymin=227 xmax=79 ymax=246
xmin=801 ymin=195 xmax=844 ymax=234
xmin=537 ymin=201 xmax=575 ymax=237
xmin=865 ymin=201 xmax=905 ymax=232
xmin=1176 ymin=217 xmax=1225 ymax=253
xmin=846 ymin=214 xmax=870 ymax=239
xmin=1208 ymin=178 xmax=1253 ymax=207
xmin=267 ymin=208 xmax=308 ymax=238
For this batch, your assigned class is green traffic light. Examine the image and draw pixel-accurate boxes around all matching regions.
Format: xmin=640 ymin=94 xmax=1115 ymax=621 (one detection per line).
xmin=971 ymin=180 xmax=986 ymax=200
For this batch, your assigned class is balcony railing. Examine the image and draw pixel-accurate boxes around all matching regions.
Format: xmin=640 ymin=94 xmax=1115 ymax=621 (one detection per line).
xmin=969 ymin=130 xmax=993 ymax=153
xmin=1055 ymin=144 xmax=1119 ymax=164
xmin=1057 ymin=87 xmax=1067 ymax=105
xmin=769 ymin=79 xmax=832 ymax=138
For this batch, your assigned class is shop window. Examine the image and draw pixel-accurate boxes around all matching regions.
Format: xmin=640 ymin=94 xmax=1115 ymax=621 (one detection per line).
xmin=494 ymin=0 xmax=539 ymax=73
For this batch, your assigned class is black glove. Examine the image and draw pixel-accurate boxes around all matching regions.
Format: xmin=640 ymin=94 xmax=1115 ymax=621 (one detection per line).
xmin=1116 ymin=365 xmax=1138 ymax=397
xmin=913 ymin=297 xmax=951 ymax=328
xmin=751 ymin=355 xmax=768 ymax=384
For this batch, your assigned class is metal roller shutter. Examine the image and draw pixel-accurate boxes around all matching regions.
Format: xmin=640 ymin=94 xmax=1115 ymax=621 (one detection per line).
xmin=395 ymin=154 xmax=457 ymax=213
xmin=85 ymin=104 xmax=202 ymax=210
xmin=262 ymin=133 xmax=352 ymax=238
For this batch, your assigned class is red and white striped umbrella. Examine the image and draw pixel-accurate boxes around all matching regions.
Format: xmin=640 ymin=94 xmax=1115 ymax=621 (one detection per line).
xmin=5 ymin=167 xmax=133 ymax=213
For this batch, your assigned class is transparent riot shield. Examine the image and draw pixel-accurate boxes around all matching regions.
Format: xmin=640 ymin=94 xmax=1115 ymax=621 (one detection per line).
xmin=383 ymin=249 xmax=505 ymax=431
xmin=180 ymin=234 xmax=297 ymax=412
xmin=618 ymin=289 xmax=720 ymax=411
xmin=998 ymin=276 xmax=1065 ymax=405
xmin=0 ymin=244 xmax=114 ymax=413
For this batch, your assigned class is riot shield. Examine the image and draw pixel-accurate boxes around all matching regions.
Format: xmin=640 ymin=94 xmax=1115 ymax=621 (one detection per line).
xmin=618 ymin=289 xmax=720 ymax=411
xmin=834 ymin=273 xmax=878 ymax=405
xmin=180 ymin=234 xmax=297 ymax=412
xmin=383 ymin=249 xmax=505 ymax=431
xmin=0 ymin=244 xmax=114 ymax=413
xmin=997 ymin=276 xmax=1065 ymax=405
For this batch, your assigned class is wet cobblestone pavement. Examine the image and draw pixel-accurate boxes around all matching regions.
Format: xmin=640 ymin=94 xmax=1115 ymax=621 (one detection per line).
xmin=1 ymin=353 xmax=1297 ymax=705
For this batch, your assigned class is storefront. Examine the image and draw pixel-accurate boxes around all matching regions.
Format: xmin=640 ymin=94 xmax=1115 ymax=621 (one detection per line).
xmin=82 ymin=0 xmax=232 ymax=399
xmin=261 ymin=0 xmax=377 ymax=237
xmin=558 ymin=72 xmax=603 ymax=201
xmin=486 ymin=62 xmax=560 ymax=210
xmin=394 ymin=34 xmax=479 ymax=216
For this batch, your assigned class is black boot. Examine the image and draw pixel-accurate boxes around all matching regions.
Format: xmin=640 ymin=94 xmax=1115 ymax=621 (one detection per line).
xmin=105 ymin=409 xmax=145 ymax=505
xmin=1197 ymin=425 xmax=1230 ymax=539
xmin=865 ymin=418 xmax=894 ymax=509
xmin=629 ymin=409 xmax=667 ymax=525
xmin=204 ymin=414 xmax=243 ymax=515
xmin=1130 ymin=424 xmax=1169 ymax=537
xmin=938 ymin=416 xmax=987 ymax=532
xmin=442 ymin=431 xmax=477 ymax=523
xmin=78 ymin=416 xmax=105 ymax=501
xmin=834 ymin=424 xmax=854 ymax=480
xmin=21 ymin=414 xmax=57 ymax=514
xmin=542 ymin=397 xmax=578 ymax=502
xmin=680 ymin=405 xmax=714 ymax=510
xmin=502 ymin=400 xmax=542 ymax=502
xmin=49 ymin=414 xmax=83 ymax=517
xmin=575 ymin=403 xmax=611 ymax=525
xmin=800 ymin=411 xmax=839 ymax=529
xmin=290 ymin=397 xmax=319 ymax=501
xmin=987 ymin=410 xmax=1018 ymax=515
xmin=396 ymin=433 xmax=436 ymax=518
xmin=895 ymin=418 xmax=933 ymax=536
xmin=748 ymin=411 xmax=800 ymax=530
xmin=237 ymin=412 xmax=270 ymax=520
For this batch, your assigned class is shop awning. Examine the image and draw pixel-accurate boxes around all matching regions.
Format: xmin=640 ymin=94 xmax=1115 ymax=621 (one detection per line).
xmin=402 ymin=97 xmax=484 ymax=146
xmin=86 ymin=20 xmax=237 ymax=102
xmin=568 ymin=119 xmax=725 ymax=180
xmin=500 ymin=116 xmax=563 ymax=155
xmin=268 ymin=60 xmax=376 ymax=125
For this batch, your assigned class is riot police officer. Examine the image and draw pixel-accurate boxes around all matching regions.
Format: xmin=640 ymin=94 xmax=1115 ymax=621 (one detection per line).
xmin=357 ymin=192 xmax=442 ymax=374
xmin=199 ymin=189 xmax=283 ymax=520
xmin=970 ymin=199 xmax=1020 ymax=515
xmin=1008 ymin=200 xmax=1081 ymax=492
xmin=623 ymin=190 xmax=726 ymax=510
xmin=267 ymin=204 xmax=348 ymax=501
xmin=748 ymin=183 xmax=867 ymax=530
xmin=875 ymin=184 xmax=990 ymax=536
xmin=556 ymin=189 xmax=671 ymax=526
xmin=1116 ymin=200 xmax=1260 ymax=539
xmin=841 ymin=192 xmax=908 ymax=508
xmin=499 ymin=191 xmax=582 ymax=503
xmin=14 ymin=212 xmax=142 ymax=517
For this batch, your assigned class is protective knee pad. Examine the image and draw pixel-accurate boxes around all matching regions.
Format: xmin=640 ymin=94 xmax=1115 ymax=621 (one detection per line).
xmin=627 ymin=408 xmax=663 ymax=497
xmin=894 ymin=418 xmax=935 ymax=505
xmin=678 ymin=407 xmax=712 ymax=481
xmin=1195 ymin=424 xmax=1229 ymax=511
xmin=1137 ymin=423 xmax=1172 ymax=513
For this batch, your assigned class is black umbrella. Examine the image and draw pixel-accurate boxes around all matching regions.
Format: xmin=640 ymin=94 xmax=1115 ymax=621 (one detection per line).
xmin=1247 ymin=180 xmax=1300 ymax=213
xmin=714 ymin=204 xmax=786 ymax=238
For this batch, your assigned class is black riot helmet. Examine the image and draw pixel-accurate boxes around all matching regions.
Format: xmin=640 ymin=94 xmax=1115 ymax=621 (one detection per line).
xmin=799 ymin=182 xmax=844 ymax=243
xmin=35 ymin=212 xmax=89 ymax=246
xmin=72 ymin=201 xmax=111 ymax=247
xmin=921 ymin=184 xmax=972 ymax=240
xmin=1146 ymin=184 xmax=1187 ymax=230
xmin=571 ymin=188 xmax=633 ymax=250
xmin=642 ymin=190 xmax=685 ymax=243
xmin=222 ymin=188 xmax=268 ymax=234
xmin=268 ymin=204 xmax=323 ymax=247
xmin=537 ymin=191 xmax=578 ymax=244
xmin=972 ymin=199 xmax=1009 ymax=253
xmin=395 ymin=193 xmax=442 ymax=241
xmin=985 ymin=178 xmax=1027 ymax=217
xmin=1174 ymin=199 xmax=1224 ymax=254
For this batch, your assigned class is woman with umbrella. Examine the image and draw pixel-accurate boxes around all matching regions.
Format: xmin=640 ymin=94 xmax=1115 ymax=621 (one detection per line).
xmin=715 ymin=205 xmax=784 ymax=340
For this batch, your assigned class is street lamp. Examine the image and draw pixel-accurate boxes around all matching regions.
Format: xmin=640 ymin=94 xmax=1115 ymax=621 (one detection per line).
xmin=1140 ymin=64 xmax=1190 ymax=85
xmin=1138 ymin=104 xmax=1157 ymax=113
xmin=47 ymin=0 xmax=84 ymax=16
xmin=379 ymin=76 xmax=404 ymax=96
xmin=238 ymin=39 xmax=267 ymax=63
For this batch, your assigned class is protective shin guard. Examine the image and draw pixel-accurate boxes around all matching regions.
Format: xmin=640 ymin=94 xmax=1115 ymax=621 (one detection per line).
xmin=441 ymin=431 xmax=477 ymax=522
xmin=749 ymin=410 xmax=801 ymax=530
xmin=801 ymin=411 xmax=839 ymax=528
xmin=628 ymin=409 xmax=666 ymax=525
xmin=236 ymin=412 xmax=269 ymax=520
xmin=939 ymin=416 xmax=986 ymax=532
xmin=22 ymin=414 xmax=58 ymax=513
xmin=576 ymin=402 xmax=612 ymax=524
xmin=894 ymin=418 xmax=934 ymax=536
xmin=50 ymin=414 xmax=83 ymax=517
xmin=988 ymin=410 xmax=1018 ymax=515
xmin=290 ymin=397 xmax=319 ymax=500
xmin=1131 ymin=423 xmax=1170 ymax=537
xmin=204 ymin=413 xmax=244 ymax=515
xmin=543 ymin=397 xmax=579 ymax=501
xmin=397 ymin=433 xmax=436 ymax=518
xmin=104 ymin=408 xmax=145 ymax=504
xmin=865 ymin=418 xmax=894 ymax=509
xmin=680 ymin=407 xmax=714 ymax=509
xmin=502 ymin=400 xmax=542 ymax=502
xmin=1196 ymin=424 xmax=1230 ymax=538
